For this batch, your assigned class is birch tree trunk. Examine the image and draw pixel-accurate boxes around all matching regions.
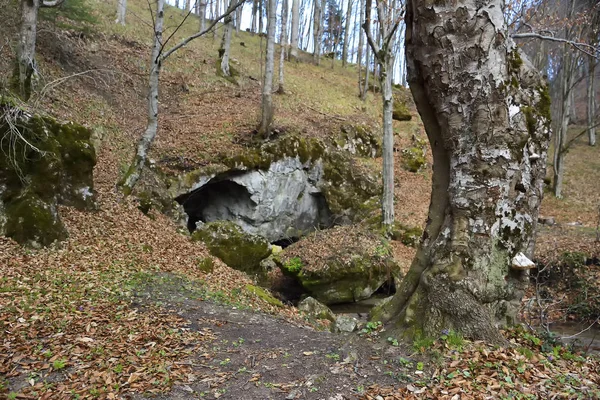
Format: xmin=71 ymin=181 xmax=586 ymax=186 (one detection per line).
xmin=312 ymin=0 xmax=322 ymax=64
xmin=199 ymin=1 xmax=206 ymax=32
xmin=120 ymin=0 xmax=165 ymax=195
xmin=277 ymin=0 xmax=289 ymax=93
xmin=116 ymin=0 xmax=127 ymax=25
xmin=289 ymin=0 xmax=300 ymax=60
xmin=14 ymin=0 xmax=40 ymax=100
xmin=219 ymin=3 xmax=234 ymax=77
xmin=258 ymin=0 xmax=276 ymax=138
xmin=373 ymin=0 xmax=551 ymax=342
xmin=356 ymin=0 xmax=364 ymax=97
xmin=341 ymin=0 xmax=352 ymax=67
xmin=588 ymin=56 xmax=596 ymax=146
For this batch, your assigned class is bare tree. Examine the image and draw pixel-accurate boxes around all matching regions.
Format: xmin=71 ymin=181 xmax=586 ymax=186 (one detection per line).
xmin=588 ymin=57 xmax=597 ymax=146
xmin=362 ymin=0 xmax=402 ymax=228
xmin=13 ymin=0 xmax=65 ymax=100
xmin=356 ymin=0 xmax=365 ymax=97
xmin=198 ymin=0 xmax=207 ymax=32
xmin=219 ymin=0 xmax=235 ymax=77
xmin=373 ymin=0 xmax=551 ymax=342
xmin=258 ymin=0 xmax=276 ymax=138
xmin=289 ymin=0 xmax=300 ymax=60
xmin=119 ymin=0 xmax=245 ymax=194
xmin=341 ymin=0 xmax=353 ymax=67
xmin=278 ymin=0 xmax=289 ymax=93
xmin=116 ymin=0 xmax=127 ymax=25
xmin=312 ymin=0 xmax=325 ymax=64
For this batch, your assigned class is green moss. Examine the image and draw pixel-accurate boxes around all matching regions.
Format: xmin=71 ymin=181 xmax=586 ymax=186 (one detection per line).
xmin=536 ymin=83 xmax=552 ymax=123
xmin=245 ymin=284 xmax=283 ymax=307
xmin=392 ymin=101 xmax=412 ymax=121
xmin=390 ymin=222 xmax=423 ymax=247
xmin=509 ymin=48 xmax=523 ymax=72
xmin=401 ymin=145 xmax=427 ymax=173
xmin=191 ymin=221 xmax=271 ymax=275
xmin=4 ymin=193 xmax=67 ymax=248
xmin=522 ymin=106 xmax=536 ymax=136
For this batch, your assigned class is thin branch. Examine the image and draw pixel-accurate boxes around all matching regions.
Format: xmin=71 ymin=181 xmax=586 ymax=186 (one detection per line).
xmin=559 ymin=120 xmax=600 ymax=155
xmin=559 ymin=317 xmax=600 ymax=340
xmin=512 ymin=32 xmax=598 ymax=59
xmin=160 ymin=0 xmax=245 ymax=61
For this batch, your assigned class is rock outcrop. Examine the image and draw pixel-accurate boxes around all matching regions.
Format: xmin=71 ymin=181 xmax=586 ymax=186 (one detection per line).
xmin=0 ymin=101 xmax=96 ymax=247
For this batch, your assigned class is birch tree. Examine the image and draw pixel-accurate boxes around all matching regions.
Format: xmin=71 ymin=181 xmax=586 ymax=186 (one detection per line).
xmin=277 ymin=0 xmax=289 ymax=93
xmin=372 ymin=0 xmax=551 ymax=342
xmin=289 ymin=0 xmax=300 ymax=60
xmin=257 ymin=0 xmax=276 ymax=138
xmin=119 ymin=0 xmax=245 ymax=194
xmin=341 ymin=0 xmax=352 ymax=66
xmin=362 ymin=0 xmax=402 ymax=228
xmin=116 ymin=0 xmax=127 ymax=25
xmin=12 ymin=0 xmax=64 ymax=100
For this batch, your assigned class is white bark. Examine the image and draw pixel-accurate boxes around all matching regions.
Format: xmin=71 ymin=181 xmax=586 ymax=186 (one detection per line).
xmin=312 ymin=0 xmax=323 ymax=64
xmin=588 ymin=57 xmax=597 ymax=146
xmin=553 ymin=57 xmax=572 ymax=199
xmin=374 ymin=0 xmax=551 ymax=342
xmin=341 ymin=0 xmax=352 ymax=66
xmin=15 ymin=0 xmax=39 ymax=100
xmin=121 ymin=0 xmax=165 ymax=195
xmin=356 ymin=0 xmax=364 ymax=97
xmin=219 ymin=2 xmax=234 ymax=77
xmin=199 ymin=1 xmax=207 ymax=32
xmin=116 ymin=0 xmax=127 ymax=25
xmin=258 ymin=0 xmax=276 ymax=137
xmin=278 ymin=0 xmax=289 ymax=92
xmin=289 ymin=0 xmax=300 ymax=60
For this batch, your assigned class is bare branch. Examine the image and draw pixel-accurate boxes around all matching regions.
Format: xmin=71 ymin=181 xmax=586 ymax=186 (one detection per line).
xmin=512 ymin=32 xmax=598 ymax=58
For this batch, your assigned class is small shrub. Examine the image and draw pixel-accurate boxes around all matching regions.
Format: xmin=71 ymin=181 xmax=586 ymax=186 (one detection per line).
xmin=284 ymin=257 xmax=303 ymax=273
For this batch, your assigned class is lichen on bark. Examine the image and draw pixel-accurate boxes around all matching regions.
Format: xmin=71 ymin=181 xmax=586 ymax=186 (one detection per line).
xmin=374 ymin=0 xmax=551 ymax=343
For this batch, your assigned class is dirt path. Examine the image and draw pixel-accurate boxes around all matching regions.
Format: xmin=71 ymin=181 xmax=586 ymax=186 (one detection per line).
xmin=130 ymin=273 xmax=413 ymax=400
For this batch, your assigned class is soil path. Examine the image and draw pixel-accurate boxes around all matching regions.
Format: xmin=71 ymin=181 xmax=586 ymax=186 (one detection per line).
xmin=130 ymin=273 xmax=413 ymax=400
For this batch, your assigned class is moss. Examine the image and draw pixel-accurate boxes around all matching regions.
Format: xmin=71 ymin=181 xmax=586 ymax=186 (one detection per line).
xmin=401 ymin=145 xmax=427 ymax=173
xmin=245 ymin=284 xmax=283 ymax=307
xmin=536 ymin=83 xmax=552 ymax=123
xmin=392 ymin=101 xmax=412 ymax=121
xmin=390 ymin=222 xmax=423 ymax=247
xmin=4 ymin=192 xmax=67 ymax=247
xmin=191 ymin=221 xmax=271 ymax=275
xmin=509 ymin=48 xmax=523 ymax=72
xmin=522 ymin=106 xmax=537 ymax=136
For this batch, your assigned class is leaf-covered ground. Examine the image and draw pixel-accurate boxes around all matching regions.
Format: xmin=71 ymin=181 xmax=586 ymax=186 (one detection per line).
xmin=1 ymin=0 xmax=600 ymax=398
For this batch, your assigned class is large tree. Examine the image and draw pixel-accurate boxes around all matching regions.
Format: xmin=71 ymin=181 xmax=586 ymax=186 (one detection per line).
xmin=257 ymin=0 xmax=276 ymax=137
xmin=372 ymin=0 xmax=551 ymax=342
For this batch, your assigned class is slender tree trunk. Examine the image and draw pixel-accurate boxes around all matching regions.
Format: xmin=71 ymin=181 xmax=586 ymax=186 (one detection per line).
xmin=373 ymin=0 xmax=551 ymax=343
xmin=380 ymin=56 xmax=394 ymax=226
xmin=312 ymin=0 xmax=322 ymax=64
xmin=341 ymin=0 xmax=352 ymax=67
xmin=259 ymin=0 xmax=264 ymax=33
xmin=258 ymin=0 xmax=276 ymax=138
xmin=356 ymin=0 xmax=364 ymax=97
xmin=553 ymin=55 xmax=572 ymax=199
xmin=277 ymin=0 xmax=289 ymax=93
xmin=289 ymin=0 xmax=300 ymax=60
xmin=361 ymin=45 xmax=369 ymax=101
xmin=588 ymin=57 xmax=597 ymax=146
xmin=199 ymin=0 xmax=206 ymax=32
xmin=235 ymin=6 xmax=242 ymax=35
xmin=119 ymin=0 xmax=165 ymax=195
xmin=219 ymin=0 xmax=234 ymax=77
xmin=251 ymin=0 xmax=258 ymax=33
xmin=116 ymin=0 xmax=127 ymax=25
xmin=14 ymin=0 xmax=40 ymax=100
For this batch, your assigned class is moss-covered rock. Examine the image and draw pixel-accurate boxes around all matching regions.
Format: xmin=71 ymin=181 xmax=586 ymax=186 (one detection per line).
xmin=336 ymin=124 xmax=382 ymax=158
xmin=401 ymin=137 xmax=427 ymax=173
xmin=390 ymin=222 xmax=423 ymax=247
xmin=297 ymin=296 xmax=336 ymax=324
xmin=0 ymin=100 xmax=96 ymax=247
xmin=245 ymin=284 xmax=284 ymax=307
xmin=279 ymin=226 xmax=399 ymax=305
xmin=191 ymin=221 xmax=272 ymax=276
xmin=392 ymin=100 xmax=412 ymax=121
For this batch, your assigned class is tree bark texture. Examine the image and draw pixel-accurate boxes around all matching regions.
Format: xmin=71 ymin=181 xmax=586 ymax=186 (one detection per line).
xmin=341 ymin=0 xmax=352 ymax=67
xmin=588 ymin=56 xmax=596 ymax=146
xmin=289 ymin=0 xmax=300 ymax=60
xmin=374 ymin=0 xmax=551 ymax=343
xmin=552 ymin=48 xmax=573 ymax=199
xmin=356 ymin=0 xmax=364 ymax=97
xmin=119 ymin=0 xmax=165 ymax=195
xmin=312 ymin=0 xmax=323 ymax=64
xmin=219 ymin=4 xmax=233 ymax=77
xmin=199 ymin=0 xmax=207 ymax=32
xmin=14 ymin=0 xmax=40 ymax=100
xmin=278 ymin=0 xmax=289 ymax=92
xmin=258 ymin=0 xmax=276 ymax=138
xmin=116 ymin=0 xmax=127 ymax=25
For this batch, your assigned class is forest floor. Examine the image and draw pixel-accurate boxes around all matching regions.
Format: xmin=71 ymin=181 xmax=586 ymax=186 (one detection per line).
xmin=1 ymin=0 xmax=600 ymax=398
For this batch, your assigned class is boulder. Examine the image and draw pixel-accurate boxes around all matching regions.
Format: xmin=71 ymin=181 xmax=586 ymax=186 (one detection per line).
xmin=335 ymin=315 xmax=358 ymax=333
xmin=280 ymin=226 xmax=398 ymax=305
xmin=191 ymin=221 xmax=272 ymax=275
xmin=0 ymin=101 xmax=96 ymax=247
xmin=297 ymin=296 xmax=336 ymax=323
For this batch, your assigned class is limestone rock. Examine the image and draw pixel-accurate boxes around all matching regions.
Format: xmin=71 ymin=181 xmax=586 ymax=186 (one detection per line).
xmin=335 ymin=314 xmax=358 ymax=332
xmin=191 ymin=221 xmax=271 ymax=275
xmin=511 ymin=252 xmax=536 ymax=270
xmin=0 ymin=102 xmax=96 ymax=247
xmin=298 ymin=296 xmax=336 ymax=323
